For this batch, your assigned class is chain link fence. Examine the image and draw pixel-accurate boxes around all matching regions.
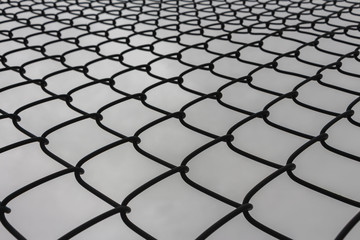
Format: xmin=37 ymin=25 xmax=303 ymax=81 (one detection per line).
xmin=0 ymin=0 xmax=360 ymax=239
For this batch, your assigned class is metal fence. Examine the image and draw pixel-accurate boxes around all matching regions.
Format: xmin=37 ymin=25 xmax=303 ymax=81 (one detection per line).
xmin=0 ymin=0 xmax=360 ymax=239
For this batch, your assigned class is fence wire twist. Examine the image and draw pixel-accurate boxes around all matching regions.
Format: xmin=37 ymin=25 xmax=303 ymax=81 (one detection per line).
xmin=0 ymin=0 xmax=360 ymax=239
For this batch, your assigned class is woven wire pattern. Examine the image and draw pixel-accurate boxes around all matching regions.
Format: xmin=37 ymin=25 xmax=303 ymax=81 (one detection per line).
xmin=0 ymin=0 xmax=360 ymax=239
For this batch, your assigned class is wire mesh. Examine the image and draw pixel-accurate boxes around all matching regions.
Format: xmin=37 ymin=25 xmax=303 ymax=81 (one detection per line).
xmin=0 ymin=0 xmax=360 ymax=239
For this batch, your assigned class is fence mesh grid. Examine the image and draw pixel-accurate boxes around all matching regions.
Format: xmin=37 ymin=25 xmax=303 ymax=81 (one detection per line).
xmin=0 ymin=0 xmax=360 ymax=239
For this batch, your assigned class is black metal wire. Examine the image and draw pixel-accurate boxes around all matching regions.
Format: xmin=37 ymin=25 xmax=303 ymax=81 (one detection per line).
xmin=0 ymin=0 xmax=359 ymax=239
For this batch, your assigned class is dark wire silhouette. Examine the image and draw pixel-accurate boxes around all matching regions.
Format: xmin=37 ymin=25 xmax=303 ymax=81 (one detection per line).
xmin=0 ymin=0 xmax=360 ymax=239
